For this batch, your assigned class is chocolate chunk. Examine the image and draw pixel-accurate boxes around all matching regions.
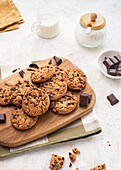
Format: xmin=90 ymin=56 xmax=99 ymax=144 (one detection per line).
xmin=48 ymin=59 xmax=52 ymax=65
xmin=29 ymin=63 xmax=39 ymax=69
xmin=79 ymin=93 xmax=89 ymax=107
xmin=110 ymin=56 xmax=119 ymax=65
xmin=107 ymin=68 xmax=117 ymax=76
xmin=0 ymin=114 xmax=6 ymax=123
xmin=81 ymin=92 xmax=92 ymax=103
xmin=53 ymin=56 xmax=62 ymax=66
xmin=114 ymin=55 xmax=121 ymax=62
xmin=69 ymin=163 xmax=72 ymax=167
xmin=27 ymin=68 xmax=35 ymax=71
xmin=12 ymin=69 xmax=17 ymax=73
xmin=107 ymin=93 xmax=119 ymax=106
xmin=19 ymin=70 xmax=25 ymax=78
xmin=103 ymin=58 xmax=114 ymax=68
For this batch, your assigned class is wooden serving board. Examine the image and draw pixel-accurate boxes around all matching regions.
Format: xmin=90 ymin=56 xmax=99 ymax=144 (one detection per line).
xmin=0 ymin=57 xmax=96 ymax=147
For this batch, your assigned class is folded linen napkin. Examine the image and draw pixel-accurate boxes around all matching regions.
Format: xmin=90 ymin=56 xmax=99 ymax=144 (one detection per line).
xmin=0 ymin=0 xmax=24 ymax=32
xmin=0 ymin=61 xmax=102 ymax=157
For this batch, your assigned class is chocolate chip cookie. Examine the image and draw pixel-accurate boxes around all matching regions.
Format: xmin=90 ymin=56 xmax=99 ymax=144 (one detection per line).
xmin=11 ymin=108 xmax=38 ymax=130
xmin=50 ymin=66 xmax=66 ymax=81
xmin=10 ymin=80 xmax=34 ymax=107
xmin=22 ymin=88 xmax=50 ymax=116
xmin=49 ymin=154 xmax=65 ymax=170
xmin=40 ymin=79 xmax=67 ymax=100
xmin=64 ymin=68 xmax=87 ymax=90
xmin=50 ymin=91 xmax=77 ymax=114
xmin=0 ymin=82 xmax=13 ymax=106
xmin=31 ymin=65 xmax=55 ymax=83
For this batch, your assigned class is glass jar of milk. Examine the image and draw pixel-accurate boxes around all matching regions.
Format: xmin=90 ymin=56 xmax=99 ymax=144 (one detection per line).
xmin=31 ymin=13 xmax=60 ymax=39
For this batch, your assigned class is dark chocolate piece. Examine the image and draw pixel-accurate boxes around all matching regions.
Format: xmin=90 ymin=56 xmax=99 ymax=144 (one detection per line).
xmin=29 ymin=63 xmax=39 ymax=69
xmin=105 ymin=57 xmax=108 ymax=60
xmin=69 ymin=163 xmax=72 ymax=167
xmin=107 ymin=68 xmax=117 ymax=76
xmin=103 ymin=58 xmax=114 ymax=69
xmin=12 ymin=69 xmax=17 ymax=73
xmin=48 ymin=59 xmax=52 ymax=65
xmin=0 ymin=114 xmax=6 ymax=123
xmin=81 ymin=92 xmax=92 ymax=103
xmin=27 ymin=68 xmax=35 ymax=71
xmin=110 ymin=56 xmax=119 ymax=65
xmin=114 ymin=55 xmax=121 ymax=62
xmin=18 ymin=68 xmax=20 ymax=70
xmin=53 ymin=56 xmax=62 ymax=66
xmin=79 ymin=93 xmax=89 ymax=107
xmin=107 ymin=93 xmax=119 ymax=106
xmin=19 ymin=70 xmax=25 ymax=78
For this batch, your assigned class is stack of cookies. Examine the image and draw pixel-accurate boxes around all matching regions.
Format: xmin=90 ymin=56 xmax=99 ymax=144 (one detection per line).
xmin=0 ymin=59 xmax=87 ymax=131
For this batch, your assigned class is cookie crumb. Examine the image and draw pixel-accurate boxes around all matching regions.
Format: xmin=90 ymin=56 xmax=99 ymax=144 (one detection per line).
xmin=49 ymin=154 xmax=65 ymax=170
xmin=72 ymin=147 xmax=80 ymax=155
xmin=69 ymin=152 xmax=76 ymax=163
xmin=90 ymin=163 xmax=106 ymax=170
xmin=107 ymin=141 xmax=109 ymax=143
xmin=69 ymin=163 xmax=72 ymax=167
xmin=76 ymin=168 xmax=79 ymax=170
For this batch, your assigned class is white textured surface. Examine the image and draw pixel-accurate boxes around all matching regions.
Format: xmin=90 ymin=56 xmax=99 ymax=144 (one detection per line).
xmin=0 ymin=0 xmax=121 ymax=169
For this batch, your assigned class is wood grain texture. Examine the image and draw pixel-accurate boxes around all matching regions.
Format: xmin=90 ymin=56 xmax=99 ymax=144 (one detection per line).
xmin=0 ymin=57 xmax=96 ymax=147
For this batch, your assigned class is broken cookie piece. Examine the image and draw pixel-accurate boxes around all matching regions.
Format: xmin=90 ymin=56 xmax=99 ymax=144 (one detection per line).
xmin=49 ymin=154 xmax=65 ymax=170
xmin=72 ymin=147 xmax=80 ymax=155
xmin=68 ymin=152 xmax=76 ymax=163
xmin=90 ymin=163 xmax=106 ymax=170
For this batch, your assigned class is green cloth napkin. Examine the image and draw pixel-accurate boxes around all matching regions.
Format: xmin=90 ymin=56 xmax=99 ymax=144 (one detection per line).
xmin=0 ymin=61 xmax=102 ymax=158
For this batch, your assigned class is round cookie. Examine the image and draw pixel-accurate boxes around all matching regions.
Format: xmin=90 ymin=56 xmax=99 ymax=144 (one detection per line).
xmin=10 ymin=80 xmax=35 ymax=107
xmin=50 ymin=91 xmax=78 ymax=114
xmin=40 ymin=79 xmax=67 ymax=100
xmin=0 ymin=82 xmax=13 ymax=106
xmin=64 ymin=68 xmax=87 ymax=90
xmin=22 ymin=88 xmax=50 ymax=116
xmin=31 ymin=65 xmax=55 ymax=83
xmin=11 ymin=108 xmax=38 ymax=130
xmin=50 ymin=66 xmax=66 ymax=81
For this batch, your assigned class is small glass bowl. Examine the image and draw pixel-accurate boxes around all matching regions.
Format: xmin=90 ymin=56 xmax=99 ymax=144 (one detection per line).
xmin=74 ymin=22 xmax=106 ymax=48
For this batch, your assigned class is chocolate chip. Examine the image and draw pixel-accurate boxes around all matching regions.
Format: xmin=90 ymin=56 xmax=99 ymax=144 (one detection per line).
xmin=54 ymin=160 xmax=58 ymax=164
xmin=19 ymin=100 xmax=22 ymax=104
xmin=60 ymin=162 xmax=63 ymax=165
xmin=12 ymin=69 xmax=17 ymax=73
xmin=69 ymin=163 xmax=72 ymax=167
xmin=27 ymin=125 xmax=29 ymax=127
xmin=48 ymin=59 xmax=52 ymax=65
xmin=19 ymin=70 xmax=25 ymax=78
xmin=29 ymin=63 xmax=39 ymax=69
xmin=27 ymin=68 xmax=35 ymax=71
xmin=69 ymin=152 xmax=72 ymax=155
